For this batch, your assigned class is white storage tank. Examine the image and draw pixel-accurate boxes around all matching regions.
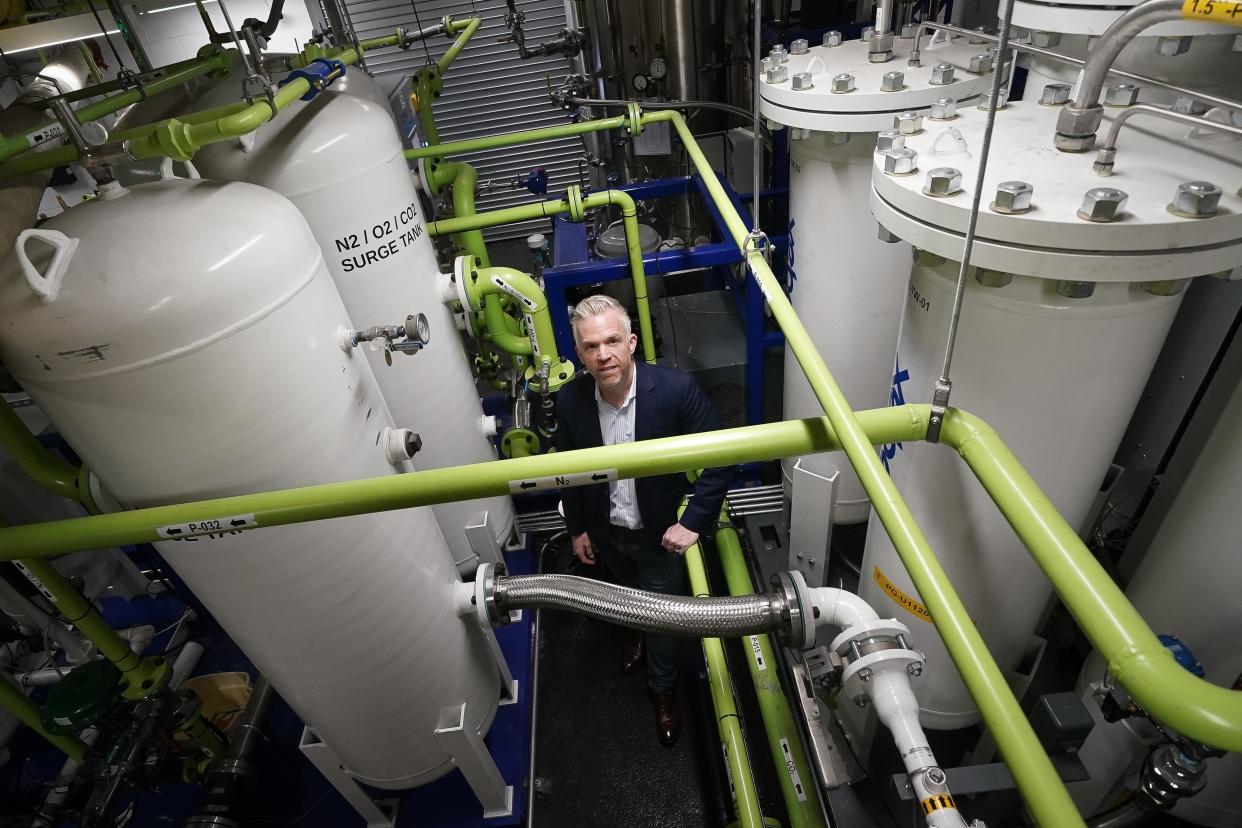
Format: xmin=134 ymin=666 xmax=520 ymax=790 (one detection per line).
xmin=865 ymin=99 xmax=1242 ymax=727
xmin=760 ymin=31 xmax=992 ymax=524
xmin=186 ymin=67 xmax=516 ymax=569
xmin=0 ymin=178 xmax=499 ymax=787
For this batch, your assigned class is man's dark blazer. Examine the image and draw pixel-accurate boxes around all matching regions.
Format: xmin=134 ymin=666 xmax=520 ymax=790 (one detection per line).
xmin=556 ymin=360 xmax=735 ymax=544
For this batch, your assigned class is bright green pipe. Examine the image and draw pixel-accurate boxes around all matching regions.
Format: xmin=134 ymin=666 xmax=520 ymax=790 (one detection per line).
xmin=404 ymin=116 xmax=629 ymax=161
xmin=0 ymin=48 xmax=233 ymax=163
xmin=439 ymin=16 xmax=481 ymax=72
xmin=0 ymin=408 xmax=924 ymax=561
xmin=715 ymin=511 xmax=827 ymax=828
xmin=481 ymin=301 xmax=532 ymax=355
xmin=941 ymin=410 xmax=1242 ymax=752
xmin=475 ymin=267 xmax=560 ymax=362
xmin=682 ymin=503 xmax=766 ymax=828
xmin=427 ymin=190 xmax=656 ymax=363
xmin=0 ymin=401 xmax=83 ymax=503
xmin=0 ymin=673 xmax=88 ymax=761
xmin=431 ymin=161 xmax=490 ymax=266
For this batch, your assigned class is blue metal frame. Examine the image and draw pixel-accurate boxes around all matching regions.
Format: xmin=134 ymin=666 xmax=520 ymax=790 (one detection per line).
xmin=541 ymin=174 xmax=788 ymax=425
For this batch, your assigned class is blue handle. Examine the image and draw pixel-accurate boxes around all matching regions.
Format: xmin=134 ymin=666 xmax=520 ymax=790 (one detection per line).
xmin=278 ymin=58 xmax=347 ymax=102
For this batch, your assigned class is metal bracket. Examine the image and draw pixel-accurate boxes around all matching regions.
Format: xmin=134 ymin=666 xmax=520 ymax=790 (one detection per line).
xmin=926 ymin=378 xmax=951 ymax=443
xmin=455 ymin=569 xmax=518 ymax=705
xmin=435 ymin=702 xmax=514 ymax=818
xmin=299 ymin=728 xmax=398 ymax=827
xmin=242 ymin=73 xmax=277 ymax=110
xmin=464 ymin=510 xmax=504 ymax=569
xmin=789 ymin=658 xmax=864 ymax=789
xmin=788 ymin=461 xmax=837 ymax=587
xmin=742 ymin=229 xmax=772 ymax=265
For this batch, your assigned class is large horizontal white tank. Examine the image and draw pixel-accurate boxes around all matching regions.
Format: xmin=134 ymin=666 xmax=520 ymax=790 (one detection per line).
xmin=1071 ymin=377 xmax=1242 ymax=826
xmin=864 ymin=99 xmax=1242 ymax=727
xmin=0 ymin=179 xmax=498 ymax=787
xmin=760 ymin=32 xmax=993 ymax=524
xmin=186 ymin=67 xmax=516 ymax=568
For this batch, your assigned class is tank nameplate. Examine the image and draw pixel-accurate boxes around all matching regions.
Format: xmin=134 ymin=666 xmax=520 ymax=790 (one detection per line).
xmin=872 ymin=565 xmax=932 ymax=623
xmin=333 ymin=201 xmax=424 ymax=273
xmin=156 ymin=513 xmax=258 ymax=541
xmin=508 ymin=470 xmax=618 ymax=494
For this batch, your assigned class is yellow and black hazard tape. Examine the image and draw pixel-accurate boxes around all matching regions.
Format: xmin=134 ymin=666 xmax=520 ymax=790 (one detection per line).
xmin=921 ymin=794 xmax=957 ymax=814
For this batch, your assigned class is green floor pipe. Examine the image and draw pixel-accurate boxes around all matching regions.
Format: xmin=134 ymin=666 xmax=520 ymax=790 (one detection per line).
xmin=714 ymin=510 xmax=828 ymax=828
xmin=427 ymin=189 xmax=656 ymax=363
xmin=0 ymin=673 xmax=89 ymax=761
xmin=940 ymin=410 xmax=1242 ymax=753
xmin=682 ymin=505 xmax=766 ymax=828
xmin=0 ymin=408 xmax=923 ymax=561
xmin=0 ymin=400 xmax=87 ymax=505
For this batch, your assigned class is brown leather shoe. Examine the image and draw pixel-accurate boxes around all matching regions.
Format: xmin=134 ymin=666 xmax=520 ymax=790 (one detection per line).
xmin=621 ymin=634 xmax=645 ymax=674
xmin=649 ymin=688 xmax=681 ymax=748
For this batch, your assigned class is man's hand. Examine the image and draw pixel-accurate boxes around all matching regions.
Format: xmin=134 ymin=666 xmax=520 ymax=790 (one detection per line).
xmin=662 ymin=523 xmax=700 ymax=556
xmin=572 ymin=532 xmax=596 ymax=566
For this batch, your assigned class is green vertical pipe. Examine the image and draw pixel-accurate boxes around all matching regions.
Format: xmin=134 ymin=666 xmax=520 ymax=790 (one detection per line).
xmin=0 ymin=673 xmax=88 ymax=761
xmin=715 ymin=511 xmax=827 ymax=828
xmin=412 ymin=66 xmax=442 ymax=147
xmin=645 ymin=109 xmax=1085 ymax=828
xmin=0 ymin=401 xmax=83 ymax=503
xmin=681 ymin=505 xmax=766 ymax=828
xmin=431 ymin=161 xmax=490 ymax=266
xmin=438 ymin=16 xmax=481 ymax=72
xmin=941 ymin=409 xmax=1242 ymax=752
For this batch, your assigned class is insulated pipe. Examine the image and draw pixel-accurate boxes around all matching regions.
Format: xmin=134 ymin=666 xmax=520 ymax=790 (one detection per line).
xmin=1055 ymin=0 xmax=1184 ymax=148
xmin=427 ymin=189 xmax=656 ymax=363
xmin=714 ymin=512 xmax=828 ymax=828
xmin=682 ymin=510 xmax=767 ymax=828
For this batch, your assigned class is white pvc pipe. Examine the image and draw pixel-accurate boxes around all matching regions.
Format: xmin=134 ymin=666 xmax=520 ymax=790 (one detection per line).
xmin=30 ymin=725 xmax=101 ymax=828
xmin=15 ymin=624 xmax=154 ymax=687
xmin=170 ymin=641 xmax=205 ymax=690
xmin=0 ymin=577 xmax=89 ymax=662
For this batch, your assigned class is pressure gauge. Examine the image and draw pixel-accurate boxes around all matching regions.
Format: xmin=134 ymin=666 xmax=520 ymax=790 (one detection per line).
xmin=632 ymin=73 xmax=649 ymax=92
xmin=649 ymin=58 xmax=667 ymax=80
xmin=406 ymin=313 xmax=431 ymax=346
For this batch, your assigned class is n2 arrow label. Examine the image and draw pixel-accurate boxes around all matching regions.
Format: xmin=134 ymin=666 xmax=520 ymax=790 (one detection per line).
xmin=507 ymin=469 xmax=619 ymax=494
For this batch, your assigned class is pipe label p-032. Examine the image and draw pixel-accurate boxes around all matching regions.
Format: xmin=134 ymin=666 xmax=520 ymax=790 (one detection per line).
xmin=157 ymin=513 xmax=258 ymax=541
xmin=1182 ymin=0 xmax=1242 ymax=23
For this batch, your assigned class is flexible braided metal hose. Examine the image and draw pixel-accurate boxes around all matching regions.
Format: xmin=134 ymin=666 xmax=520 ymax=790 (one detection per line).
xmin=494 ymin=574 xmax=788 ymax=638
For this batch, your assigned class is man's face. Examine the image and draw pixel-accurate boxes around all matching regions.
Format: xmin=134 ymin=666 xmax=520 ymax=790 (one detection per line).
xmin=574 ymin=310 xmax=637 ymax=392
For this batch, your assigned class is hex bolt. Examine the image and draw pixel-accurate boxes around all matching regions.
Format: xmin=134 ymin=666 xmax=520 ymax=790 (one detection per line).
xmin=765 ymin=64 xmax=789 ymax=84
xmin=896 ymin=634 xmax=910 ymax=650
xmin=970 ymin=26 xmax=989 ymax=44
xmin=1030 ymin=30 xmax=1062 ymax=48
xmin=1170 ymin=180 xmax=1223 ymax=218
xmin=907 ymin=662 xmax=924 ymax=678
xmin=824 ymin=30 xmax=842 ymax=47
xmin=858 ymin=667 xmax=874 ymax=682
xmin=791 ymin=72 xmax=814 ymax=91
xmin=923 ymin=167 xmax=963 ymax=197
xmin=831 ymin=72 xmax=856 ymax=93
xmin=992 ymin=180 xmax=1034 ymax=214
xmin=1141 ymin=279 xmax=1189 ymax=296
xmin=881 ymin=146 xmax=918 ymax=175
xmin=1104 ymin=83 xmax=1140 ymax=107
xmin=1039 ymin=82 xmax=1071 ymax=106
xmin=1057 ymin=280 xmax=1097 ymax=298
xmin=975 ymin=269 xmax=1013 ymax=288
xmin=828 ymin=131 xmax=850 ymax=145
xmin=789 ymin=127 xmax=811 ymax=141
xmin=1078 ymin=187 xmax=1128 ymax=222
xmin=1173 ymin=96 xmax=1208 ymax=115
xmin=881 ymin=71 xmax=905 ymax=92
xmin=930 ymin=63 xmax=955 ymax=85
xmin=929 ymin=97 xmax=957 ymax=120
xmin=900 ymin=23 xmax=918 ymax=39
xmin=875 ymin=130 xmax=906 ymax=152
xmin=761 ymin=56 xmax=777 ymax=75
xmin=861 ymin=26 xmax=875 ymax=41
xmin=877 ymin=224 xmax=901 ymax=243
xmin=894 ymin=111 xmax=923 ymax=135
xmin=849 ymin=640 xmax=863 ymax=661
xmin=1156 ymin=36 xmax=1191 ymax=56
xmin=790 ymin=38 xmax=809 ymax=55
xmin=926 ymin=768 xmax=947 ymax=786
xmin=977 ymin=87 xmax=1008 ymax=110
xmin=969 ymin=52 xmax=993 ymax=74
xmin=769 ymin=44 xmax=788 ymax=62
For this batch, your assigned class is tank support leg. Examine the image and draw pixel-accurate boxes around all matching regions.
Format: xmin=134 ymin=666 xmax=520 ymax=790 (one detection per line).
xmin=298 ymin=728 xmax=398 ymax=827
xmin=435 ymin=701 xmax=514 ymax=818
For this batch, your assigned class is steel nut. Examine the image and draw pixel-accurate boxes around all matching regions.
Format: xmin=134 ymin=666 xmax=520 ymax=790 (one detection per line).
xmin=791 ymin=72 xmax=813 ymax=91
xmin=881 ymin=147 xmax=918 ymax=175
xmin=769 ymin=44 xmax=789 ymax=63
xmin=929 ymin=97 xmax=957 ymax=120
xmin=993 ymin=180 xmax=1033 ymax=213
xmin=875 ymin=130 xmax=905 ymax=153
xmin=823 ymin=30 xmax=842 ymax=47
xmin=868 ymin=31 xmax=895 ymax=61
xmin=790 ymin=38 xmax=809 ymax=55
xmin=1039 ymin=82 xmax=1071 ymax=106
xmin=924 ymin=167 xmax=963 ymax=197
xmin=969 ymin=26 xmax=990 ymax=45
xmin=930 ymin=63 xmax=955 ymax=85
xmin=1103 ymin=83 xmax=1140 ymax=107
xmin=1079 ymin=187 xmax=1129 ymax=222
xmin=1171 ymin=181 xmax=1222 ymax=217
xmin=900 ymin=23 xmax=918 ymax=39
xmin=894 ymin=112 xmax=923 ymax=134
xmin=831 ymin=72 xmax=855 ymax=94
xmin=881 ymin=71 xmax=905 ymax=92
xmin=765 ymin=64 xmax=789 ymax=84
xmin=977 ymin=87 xmax=1008 ymax=110
xmin=1030 ymin=30 xmax=1062 ymax=48
xmin=1173 ymin=96 xmax=1208 ymax=115
xmin=1156 ymin=36 xmax=1191 ymax=56
xmin=861 ymin=26 xmax=875 ymax=42
xmin=968 ymin=52 xmax=993 ymax=74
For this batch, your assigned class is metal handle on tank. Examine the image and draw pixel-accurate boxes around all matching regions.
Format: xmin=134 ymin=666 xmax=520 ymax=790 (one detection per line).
xmin=15 ymin=229 xmax=79 ymax=303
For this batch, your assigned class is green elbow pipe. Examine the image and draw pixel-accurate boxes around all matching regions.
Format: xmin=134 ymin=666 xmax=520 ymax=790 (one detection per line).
xmin=475 ymin=267 xmax=560 ymax=362
xmin=0 ymin=672 xmax=88 ymax=761
xmin=681 ymin=504 xmax=766 ymax=828
xmin=0 ymin=402 xmax=84 ymax=503
xmin=431 ymin=161 xmax=490 ymax=266
xmin=581 ymin=190 xmax=656 ymax=364
xmin=715 ymin=511 xmax=827 ymax=828
xmin=438 ymin=16 xmax=481 ymax=72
